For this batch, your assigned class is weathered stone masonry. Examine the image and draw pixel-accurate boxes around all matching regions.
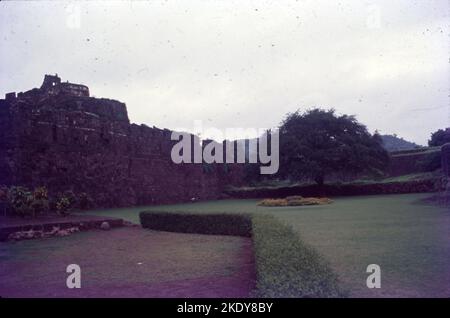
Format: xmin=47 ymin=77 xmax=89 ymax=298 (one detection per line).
xmin=0 ymin=75 xmax=244 ymax=208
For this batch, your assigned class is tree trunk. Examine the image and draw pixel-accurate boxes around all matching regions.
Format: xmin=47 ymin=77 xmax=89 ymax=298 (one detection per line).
xmin=314 ymin=175 xmax=325 ymax=187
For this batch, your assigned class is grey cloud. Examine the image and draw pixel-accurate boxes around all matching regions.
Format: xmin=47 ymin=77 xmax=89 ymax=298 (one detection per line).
xmin=1 ymin=0 xmax=448 ymax=145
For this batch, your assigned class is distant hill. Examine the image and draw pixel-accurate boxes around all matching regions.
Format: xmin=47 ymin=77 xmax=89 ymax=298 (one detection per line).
xmin=380 ymin=134 xmax=421 ymax=152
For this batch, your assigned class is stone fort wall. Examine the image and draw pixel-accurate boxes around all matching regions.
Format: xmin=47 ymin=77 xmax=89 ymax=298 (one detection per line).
xmin=0 ymin=83 xmax=244 ymax=208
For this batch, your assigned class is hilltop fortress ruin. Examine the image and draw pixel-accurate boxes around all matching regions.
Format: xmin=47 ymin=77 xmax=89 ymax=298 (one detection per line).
xmin=0 ymin=74 xmax=244 ymax=207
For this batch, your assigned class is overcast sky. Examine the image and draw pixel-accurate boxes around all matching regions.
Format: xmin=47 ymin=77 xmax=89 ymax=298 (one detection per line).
xmin=1 ymin=0 xmax=449 ymax=145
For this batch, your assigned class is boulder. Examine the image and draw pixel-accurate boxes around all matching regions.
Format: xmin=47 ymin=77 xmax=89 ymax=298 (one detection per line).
xmin=100 ymin=221 xmax=110 ymax=230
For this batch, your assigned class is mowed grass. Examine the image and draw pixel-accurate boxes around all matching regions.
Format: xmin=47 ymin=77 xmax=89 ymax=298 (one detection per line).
xmin=90 ymin=193 xmax=450 ymax=297
xmin=0 ymin=227 xmax=254 ymax=297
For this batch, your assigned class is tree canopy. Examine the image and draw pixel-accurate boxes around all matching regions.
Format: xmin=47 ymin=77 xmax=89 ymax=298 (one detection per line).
xmin=428 ymin=128 xmax=450 ymax=147
xmin=279 ymin=108 xmax=389 ymax=185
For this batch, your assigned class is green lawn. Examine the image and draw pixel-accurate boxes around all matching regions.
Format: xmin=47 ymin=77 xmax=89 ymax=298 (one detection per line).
xmin=88 ymin=193 xmax=450 ymax=297
xmin=0 ymin=227 xmax=253 ymax=297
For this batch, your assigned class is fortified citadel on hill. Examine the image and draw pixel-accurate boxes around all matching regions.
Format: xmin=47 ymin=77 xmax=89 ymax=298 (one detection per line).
xmin=1 ymin=74 xmax=448 ymax=208
xmin=0 ymin=74 xmax=244 ymax=208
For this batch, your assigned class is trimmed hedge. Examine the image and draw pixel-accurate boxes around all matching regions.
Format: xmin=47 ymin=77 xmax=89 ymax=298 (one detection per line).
xmin=140 ymin=211 xmax=252 ymax=237
xmin=226 ymin=178 xmax=442 ymax=199
xmin=251 ymin=214 xmax=344 ymax=297
xmin=139 ymin=210 xmax=345 ymax=297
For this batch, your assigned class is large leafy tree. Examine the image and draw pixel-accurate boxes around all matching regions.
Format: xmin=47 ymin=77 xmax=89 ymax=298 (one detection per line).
xmin=279 ymin=108 xmax=389 ymax=185
xmin=428 ymin=128 xmax=450 ymax=147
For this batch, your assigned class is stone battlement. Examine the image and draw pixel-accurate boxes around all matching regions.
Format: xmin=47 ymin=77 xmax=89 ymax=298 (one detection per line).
xmin=0 ymin=76 xmax=244 ymax=208
xmin=40 ymin=74 xmax=89 ymax=97
xmin=4 ymin=74 xmax=90 ymax=102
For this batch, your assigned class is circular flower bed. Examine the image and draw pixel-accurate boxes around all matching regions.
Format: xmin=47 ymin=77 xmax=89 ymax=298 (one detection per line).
xmin=258 ymin=195 xmax=333 ymax=207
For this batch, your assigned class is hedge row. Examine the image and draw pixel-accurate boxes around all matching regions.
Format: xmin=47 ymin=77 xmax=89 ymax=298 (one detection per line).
xmin=139 ymin=211 xmax=345 ymax=297
xmin=139 ymin=212 xmax=252 ymax=237
xmin=226 ymin=178 xmax=442 ymax=199
xmin=251 ymin=214 xmax=344 ymax=297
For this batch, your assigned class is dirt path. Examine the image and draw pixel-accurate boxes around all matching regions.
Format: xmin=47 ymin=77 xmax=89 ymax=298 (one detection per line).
xmin=0 ymin=227 xmax=255 ymax=298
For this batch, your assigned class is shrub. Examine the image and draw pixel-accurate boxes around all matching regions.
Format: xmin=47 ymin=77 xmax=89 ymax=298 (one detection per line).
xmin=140 ymin=212 xmax=252 ymax=237
xmin=416 ymin=151 xmax=442 ymax=172
xmin=2 ymin=186 xmax=91 ymax=217
xmin=0 ymin=185 xmax=8 ymax=216
xmin=30 ymin=186 xmax=49 ymax=217
xmin=139 ymin=211 xmax=346 ymax=297
xmin=258 ymin=198 xmax=288 ymax=207
xmin=56 ymin=197 xmax=72 ymax=216
xmin=0 ymin=185 xmax=8 ymax=202
xmin=77 ymin=192 xmax=94 ymax=210
xmin=251 ymin=214 xmax=345 ymax=297
xmin=62 ymin=190 xmax=77 ymax=207
xmin=6 ymin=186 xmax=50 ymax=217
xmin=202 ymin=163 xmax=215 ymax=174
xmin=428 ymin=128 xmax=450 ymax=147
xmin=54 ymin=190 xmax=79 ymax=216
xmin=7 ymin=186 xmax=34 ymax=217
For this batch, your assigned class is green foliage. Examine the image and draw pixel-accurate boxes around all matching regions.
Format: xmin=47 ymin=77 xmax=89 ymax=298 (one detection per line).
xmin=222 ymin=163 xmax=230 ymax=174
xmin=2 ymin=186 xmax=92 ymax=217
xmin=77 ymin=192 xmax=93 ymax=210
xmin=251 ymin=214 xmax=345 ymax=297
xmin=92 ymin=194 xmax=447 ymax=296
xmin=416 ymin=151 xmax=442 ymax=172
xmin=243 ymin=163 xmax=263 ymax=183
xmin=0 ymin=185 xmax=8 ymax=202
xmin=7 ymin=186 xmax=33 ymax=217
xmin=6 ymin=186 xmax=49 ymax=217
xmin=279 ymin=108 xmax=389 ymax=185
xmin=140 ymin=212 xmax=252 ymax=237
xmin=33 ymin=186 xmax=48 ymax=200
xmin=54 ymin=190 xmax=82 ymax=215
xmin=62 ymin=190 xmax=77 ymax=207
xmin=31 ymin=186 xmax=49 ymax=216
xmin=139 ymin=211 xmax=345 ymax=297
xmin=428 ymin=128 xmax=450 ymax=147
xmin=55 ymin=196 xmax=72 ymax=216
xmin=202 ymin=163 xmax=215 ymax=174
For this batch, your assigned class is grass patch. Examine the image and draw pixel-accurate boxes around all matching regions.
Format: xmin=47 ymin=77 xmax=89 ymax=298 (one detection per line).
xmin=350 ymin=171 xmax=441 ymax=185
xmin=390 ymin=146 xmax=440 ymax=157
xmin=89 ymin=193 xmax=450 ymax=297
xmin=136 ymin=194 xmax=449 ymax=297
xmin=139 ymin=210 xmax=345 ymax=297
xmin=0 ymin=227 xmax=252 ymax=297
